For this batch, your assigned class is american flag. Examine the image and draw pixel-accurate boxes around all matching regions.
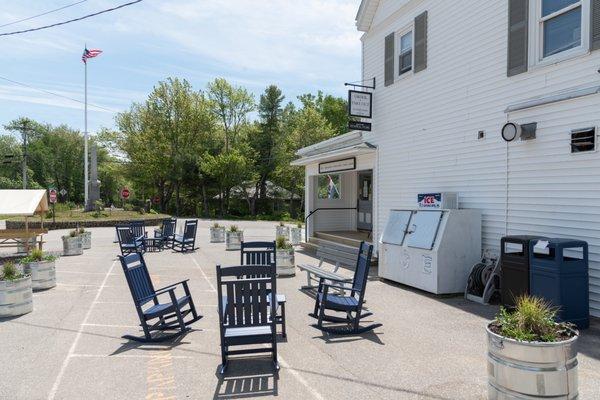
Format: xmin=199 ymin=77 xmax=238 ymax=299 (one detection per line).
xmin=81 ymin=48 xmax=102 ymax=63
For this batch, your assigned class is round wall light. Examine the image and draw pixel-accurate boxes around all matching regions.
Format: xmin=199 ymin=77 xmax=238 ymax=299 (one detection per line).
xmin=501 ymin=122 xmax=522 ymax=142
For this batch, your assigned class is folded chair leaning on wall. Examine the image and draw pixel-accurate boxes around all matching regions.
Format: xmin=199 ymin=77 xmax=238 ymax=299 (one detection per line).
xmin=119 ymin=252 xmax=202 ymax=342
xmin=310 ymin=241 xmax=382 ymax=335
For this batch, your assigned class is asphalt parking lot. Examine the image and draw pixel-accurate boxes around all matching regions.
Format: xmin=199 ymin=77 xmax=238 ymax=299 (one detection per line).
xmin=1 ymin=220 xmax=599 ymax=400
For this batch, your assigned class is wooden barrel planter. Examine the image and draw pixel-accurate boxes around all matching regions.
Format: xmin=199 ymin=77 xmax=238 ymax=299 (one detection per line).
xmin=289 ymin=227 xmax=302 ymax=245
xmin=210 ymin=227 xmax=226 ymax=243
xmin=486 ymin=325 xmax=579 ymax=399
xmin=62 ymin=235 xmax=83 ymax=256
xmin=276 ymin=249 xmax=295 ymax=276
xmin=23 ymin=260 xmax=56 ymax=290
xmin=225 ymin=231 xmax=244 ymax=251
xmin=80 ymin=231 xmax=92 ymax=250
xmin=0 ymin=275 xmax=33 ymax=317
xmin=275 ymin=225 xmax=290 ymax=240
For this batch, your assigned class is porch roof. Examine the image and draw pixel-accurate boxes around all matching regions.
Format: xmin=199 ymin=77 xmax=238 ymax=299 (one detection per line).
xmin=291 ymin=131 xmax=376 ymax=166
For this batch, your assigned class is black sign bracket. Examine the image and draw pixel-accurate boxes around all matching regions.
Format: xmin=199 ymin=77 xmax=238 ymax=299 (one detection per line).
xmin=344 ymin=77 xmax=376 ymax=90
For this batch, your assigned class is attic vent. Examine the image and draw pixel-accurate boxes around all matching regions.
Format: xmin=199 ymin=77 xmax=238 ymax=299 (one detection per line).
xmin=570 ymin=127 xmax=596 ymax=153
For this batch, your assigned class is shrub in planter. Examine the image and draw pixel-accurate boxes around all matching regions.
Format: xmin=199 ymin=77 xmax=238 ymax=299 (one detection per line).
xmin=289 ymin=222 xmax=302 ymax=246
xmin=21 ymin=248 xmax=58 ymax=290
xmin=225 ymin=225 xmax=243 ymax=251
xmin=0 ymin=262 xmax=33 ymax=317
xmin=275 ymin=236 xmax=295 ymax=277
xmin=210 ymin=223 xmax=226 ymax=243
xmin=487 ymin=295 xmax=579 ymax=399
xmin=275 ymin=222 xmax=289 ymax=240
xmin=62 ymin=229 xmax=83 ymax=256
xmin=78 ymin=227 xmax=92 ymax=249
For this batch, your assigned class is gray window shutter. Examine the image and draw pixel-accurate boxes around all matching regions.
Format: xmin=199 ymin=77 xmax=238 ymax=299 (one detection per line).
xmin=414 ymin=11 xmax=428 ymax=73
xmin=384 ymin=33 xmax=395 ymax=86
xmin=592 ymin=0 xmax=600 ymax=51
xmin=507 ymin=0 xmax=529 ymax=77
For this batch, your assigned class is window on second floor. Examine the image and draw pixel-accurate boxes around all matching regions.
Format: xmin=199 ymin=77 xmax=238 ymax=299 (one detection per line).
xmin=531 ymin=0 xmax=590 ymax=65
xmin=398 ymin=31 xmax=413 ymax=75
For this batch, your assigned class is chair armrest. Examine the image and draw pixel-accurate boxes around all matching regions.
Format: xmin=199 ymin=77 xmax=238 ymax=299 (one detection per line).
xmin=318 ymin=275 xmax=352 ymax=284
xmin=155 ymin=279 xmax=189 ymax=292
xmin=322 ymin=282 xmax=355 ymax=292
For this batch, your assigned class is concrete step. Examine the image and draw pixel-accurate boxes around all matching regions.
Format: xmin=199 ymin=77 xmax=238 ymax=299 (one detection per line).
xmin=314 ymin=231 xmax=371 ymax=248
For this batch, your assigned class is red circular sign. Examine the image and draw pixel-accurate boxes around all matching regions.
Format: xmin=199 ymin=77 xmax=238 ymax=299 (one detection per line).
xmin=48 ymin=189 xmax=58 ymax=204
xmin=120 ymin=188 xmax=130 ymax=199
xmin=153 ymin=195 xmax=160 ymax=205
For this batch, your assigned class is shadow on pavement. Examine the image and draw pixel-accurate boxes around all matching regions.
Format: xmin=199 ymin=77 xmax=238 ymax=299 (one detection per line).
xmin=213 ymin=358 xmax=278 ymax=399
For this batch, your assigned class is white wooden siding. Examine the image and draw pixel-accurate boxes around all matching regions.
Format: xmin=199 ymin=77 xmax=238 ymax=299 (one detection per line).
xmin=363 ymin=0 xmax=600 ymax=316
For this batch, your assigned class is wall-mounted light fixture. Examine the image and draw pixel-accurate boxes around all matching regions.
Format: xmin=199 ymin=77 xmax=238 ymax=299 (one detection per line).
xmin=501 ymin=122 xmax=537 ymax=142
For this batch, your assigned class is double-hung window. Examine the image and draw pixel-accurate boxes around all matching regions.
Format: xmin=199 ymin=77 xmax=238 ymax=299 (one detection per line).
xmin=531 ymin=0 xmax=590 ymax=64
xmin=398 ymin=31 xmax=413 ymax=75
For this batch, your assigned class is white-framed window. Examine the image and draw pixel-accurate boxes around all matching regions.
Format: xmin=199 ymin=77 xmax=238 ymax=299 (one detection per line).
xmin=530 ymin=0 xmax=590 ymax=66
xmin=397 ymin=29 xmax=413 ymax=76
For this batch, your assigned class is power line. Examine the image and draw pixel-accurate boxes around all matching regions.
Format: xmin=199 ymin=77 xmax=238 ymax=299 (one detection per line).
xmin=0 ymin=0 xmax=89 ymax=29
xmin=0 ymin=75 xmax=118 ymax=113
xmin=0 ymin=0 xmax=143 ymax=37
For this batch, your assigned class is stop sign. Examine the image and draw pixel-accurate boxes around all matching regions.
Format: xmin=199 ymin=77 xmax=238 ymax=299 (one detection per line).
xmin=120 ymin=188 xmax=130 ymax=199
xmin=48 ymin=188 xmax=58 ymax=204
xmin=153 ymin=195 xmax=160 ymax=205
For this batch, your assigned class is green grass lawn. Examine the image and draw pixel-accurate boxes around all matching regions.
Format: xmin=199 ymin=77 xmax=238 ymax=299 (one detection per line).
xmin=1 ymin=209 xmax=170 ymax=223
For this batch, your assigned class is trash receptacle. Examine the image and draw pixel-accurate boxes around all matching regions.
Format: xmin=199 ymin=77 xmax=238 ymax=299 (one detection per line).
xmin=530 ymin=238 xmax=589 ymax=329
xmin=500 ymin=235 xmax=543 ymax=308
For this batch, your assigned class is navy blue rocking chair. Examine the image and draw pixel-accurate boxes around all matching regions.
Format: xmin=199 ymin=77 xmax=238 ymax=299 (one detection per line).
xmin=116 ymin=225 xmax=145 ymax=255
xmin=310 ymin=241 xmax=382 ymax=335
xmin=240 ymin=241 xmax=287 ymax=337
xmin=130 ymin=220 xmax=147 ymax=241
xmin=172 ymin=219 xmax=198 ymax=253
xmin=119 ymin=252 xmax=202 ymax=342
xmin=217 ymin=264 xmax=279 ymax=375
xmin=155 ymin=218 xmax=177 ymax=247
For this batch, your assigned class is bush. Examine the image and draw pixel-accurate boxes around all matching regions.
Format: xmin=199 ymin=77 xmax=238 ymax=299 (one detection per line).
xmin=491 ymin=295 xmax=575 ymax=342
xmin=276 ymin=236 xmax=292 ymax=250
xmin=123 ymin=203 xmax=134 ymax=211
xmin=137 ymin=207 xmax=146 ymax=215
xmin=21 ymin=248 xmax=57 ymax=263
xmin=1 ymin=262 xmax=23 ymax=281
xmin=228 ymin=225 xmax=239 ymax=232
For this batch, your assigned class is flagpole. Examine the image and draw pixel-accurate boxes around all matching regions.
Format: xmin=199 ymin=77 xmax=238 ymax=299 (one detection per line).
xmin=84 ymin=56 xmax=89 ymax=211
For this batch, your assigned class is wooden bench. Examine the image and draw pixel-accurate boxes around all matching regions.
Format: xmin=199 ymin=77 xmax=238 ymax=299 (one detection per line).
xmin=298 ymin=245 xmax=359 ymax=289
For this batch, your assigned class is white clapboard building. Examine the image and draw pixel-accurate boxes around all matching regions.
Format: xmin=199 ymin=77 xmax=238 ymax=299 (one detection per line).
xmin=292 ymin=0 xmax=600 ymax=316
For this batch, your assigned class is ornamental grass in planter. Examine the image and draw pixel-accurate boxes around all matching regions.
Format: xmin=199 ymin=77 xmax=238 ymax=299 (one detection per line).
xmin=275 ymin=222 xmax=289 ymax=240
xmin=62 ymin=229 xmax=83 ymax=256
xmin=21 ymin=248 xmax=58 ymax=290
xmin=487 ymin=295 xmax=579 ymax=400
xmin=78 ymin=227 xmax=92 ymax=249
xmin=0 ymin=262 xmax=33 ymax=317
xmin=289 ymin=222 xmax=302 ymax=245
xmin=210 ymin=222 xmax=226 ymax=243
xmin=275 ymin=236 xmax=295 ymax=277
xmin=225 ymin=225 xmax=243 ymax=251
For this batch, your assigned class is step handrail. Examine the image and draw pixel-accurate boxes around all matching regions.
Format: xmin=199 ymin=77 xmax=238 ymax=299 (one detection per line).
xmin=304 ymin=207 xmax=357 ymax=242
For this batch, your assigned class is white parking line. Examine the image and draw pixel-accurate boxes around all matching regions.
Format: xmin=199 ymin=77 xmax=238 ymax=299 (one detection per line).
xmin=279 ymin=356 xmax=326 ymax=400
xmin=71 ymin=353 xmax=192 ymax=360
xmin=47 ymin=260 xmax=117 ymax=400
xmin=188 ymin=253 xmax=216 ymax=292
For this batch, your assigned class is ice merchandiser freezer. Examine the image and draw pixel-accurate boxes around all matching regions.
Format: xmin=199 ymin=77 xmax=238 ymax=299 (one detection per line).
xmin=379 ymin=208 xmax=481 ymax=294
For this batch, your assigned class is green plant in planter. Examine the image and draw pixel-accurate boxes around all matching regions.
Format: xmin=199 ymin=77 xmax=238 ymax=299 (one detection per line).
xmin=213 ymin=222 xmax=221 ymax=228
xmin=78 ymin=227 xmax=86 ymax=234
xmin=296 ymin=222 xmax=303 ymax=229
xmin=69 ymin=229 xmax=79 ymax=237
xmin=229 ymin=225 xmax=239 ymax=233
xmin=278 ymin=221 xmax=285 ymax=227
xmin=1 ymin=262 xmax=23 ymax=281
xmin=21 ymin=248 xmax=58 ymax=263
xmin=491 ymin=295 xmax=575 ymax=342
xmin=276 ymin=236 xmax=292 ymax=250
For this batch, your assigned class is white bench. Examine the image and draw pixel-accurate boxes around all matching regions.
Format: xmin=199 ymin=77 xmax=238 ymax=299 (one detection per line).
xmin=298 ymin=246 xmax=357 ymax=289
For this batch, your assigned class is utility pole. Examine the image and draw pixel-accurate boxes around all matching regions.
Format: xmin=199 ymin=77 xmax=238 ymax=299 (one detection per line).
xmin=21 ymin=120 xmax=28 ymax=189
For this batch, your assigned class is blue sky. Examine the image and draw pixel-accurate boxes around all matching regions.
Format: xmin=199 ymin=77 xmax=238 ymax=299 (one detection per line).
xmin=0 ymin=0 xmax=362 ymax=136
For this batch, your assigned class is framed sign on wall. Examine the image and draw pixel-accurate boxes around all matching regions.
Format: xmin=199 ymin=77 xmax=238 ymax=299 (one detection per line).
xmin=318 ymin=157 xmax=356 ymax=174
xmin=348 ymin=90 xmax=372 ymax=119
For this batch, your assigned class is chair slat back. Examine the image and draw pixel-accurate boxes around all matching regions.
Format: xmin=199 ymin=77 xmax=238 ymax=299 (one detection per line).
xmin=119 ymin=253 xmax=155 ymax=305
xmin=162 ymin=218 xmax=176 ymax=237
xmin=183 ymin=219 xmax=198 ymax=240
xmin=130 ymin=221 xmax=146 ymax=238
xmin=116 ymin=225 xmax=134 ymax=245
xmin=217 ymin=265 xmax=276 ymax=328
xmin=240 ymin=241 xmax=276 ymax=265
xmin=352 ymin=242 xmax=373 ymax=296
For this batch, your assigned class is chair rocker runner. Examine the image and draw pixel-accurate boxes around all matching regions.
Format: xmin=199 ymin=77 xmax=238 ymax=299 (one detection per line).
xmin=310 ymin=241 xmax=382 ymax=335
xmin=240 ymin=241 xmax=287 ymax=337
xmin=173 ymin=219 xmax=198 ymax=252
xmin=217 ymin=264 xmax=279 ymax=375
xmin=119 ymin=253 xmax=202 ymax=342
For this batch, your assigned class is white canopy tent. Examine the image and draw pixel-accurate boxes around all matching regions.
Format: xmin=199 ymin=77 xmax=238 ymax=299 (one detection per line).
xmin=0 ymin=190 xmax=49 ymax=216
xmin=0 ymin=190 xmax=49 ymax=253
